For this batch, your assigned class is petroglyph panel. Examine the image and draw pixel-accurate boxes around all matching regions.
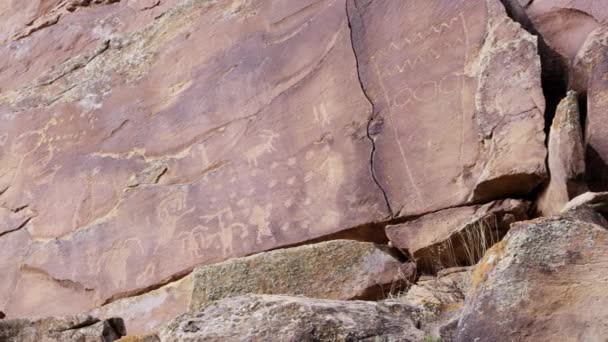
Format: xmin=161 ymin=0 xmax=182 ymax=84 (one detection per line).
xmin=348 ymin=0 xmax=546 ymax=216
xmin=0 ymin=0 xmax=387 ymax=320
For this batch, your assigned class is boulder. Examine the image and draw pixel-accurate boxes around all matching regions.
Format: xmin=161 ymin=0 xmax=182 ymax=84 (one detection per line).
xmin=537 ymin=91 xmax=587 ymax=216
xmin=520 ymin=0 xmax=607 ymax=63
xmin=160 ymin=295 xmax=425 ymax=342
xmin=571 ymin=26 xmax=608 ymax=191
xmin=347 ymin=0 xmax=547 ymax=216
xmin=400 ymin=267 xmax=472 ymax=342
xmin=0 ymin=0 xmax=389 ymax=317
xmin=190 ymin=240 xmax=414 ymax=312
xmin=91 ymin=274 xmax=192 ymax=335
xmin=0 ymin=314 xmax=125 ymax=342
xmin=386 ymin=199 xmax=529 ymax=272
xmin=456 ymin=215 xmax=608 ymax=341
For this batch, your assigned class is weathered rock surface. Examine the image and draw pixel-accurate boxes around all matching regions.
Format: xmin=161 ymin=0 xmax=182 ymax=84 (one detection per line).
xmin=0 ymin=314 xmax=125 ymax=342
xmin=161 ymin=295 xmax=425 ymax=342
xmin=386 ymin=199 xmax=529 ymax=272
xmin=519 ymin=0 xmax=607 ymax=63
xmin=572 ymin=26 xmax=608 ymax=191
xmin=348 ymin=0 xmax=547 ymax=216
xmin=91 ymin=274 xmax=192 ymax=335
xmin=456 ymin=215 xmax=608 ymax=341
xmin=537 ymin=91 xmax=586 ymax=215
xmin=401 ymin=267 xmax=472 ymax=342
xmin=190 ymin=240 xmax=413 ymax=312
xmin=1 ymin=0 xmax=389 ymax=318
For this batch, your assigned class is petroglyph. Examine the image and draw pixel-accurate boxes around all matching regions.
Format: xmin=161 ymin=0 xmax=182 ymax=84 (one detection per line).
xmin=158 ymin=189 xmax=194 ymax=243
xmin=249 ymin=204 xmax=274 ymax=244
xmin=313 ymin=103 xmax=332 ymax=128
xmin=197 ymin=207 xmax=247 ymax=257
xmin=245 ymin=130 xmax=279 ymax=167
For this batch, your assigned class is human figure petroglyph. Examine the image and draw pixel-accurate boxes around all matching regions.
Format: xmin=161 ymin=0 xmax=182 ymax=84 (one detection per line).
xmin=98 ymin=237 xmax=145 ymax=289
xmin=158 ymin=189 xmax=194 ymax=243
xmin=313 ymin=103 xmax=331 ymax=128
xmin=245 ymin=130 xmax=279 ymax=167
xmin=249 ymin=204 xmax=274 ymax=244
xmin=195 ymin=207 xmax=247 ymax=257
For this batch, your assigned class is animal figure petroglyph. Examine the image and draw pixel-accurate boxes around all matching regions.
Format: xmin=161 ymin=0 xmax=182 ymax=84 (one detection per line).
xmin=245 ymin=130 xmax=279 ymax=167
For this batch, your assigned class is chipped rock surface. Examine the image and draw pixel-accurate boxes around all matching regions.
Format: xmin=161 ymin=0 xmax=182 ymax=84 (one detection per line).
xmin=348 ymin=0 xmax=547 ymax=216
xmin=386 ymin=199 xmax=529 ymax=272
xmin=537 ymin=91 xmax=587 ymax=216
xmin=160 ymin=295 xmax=426 ymax=342
xmin=0 ymin=314 xmax=125 ymax=342
xmin=402 ymin=267 xmax=472 ymax=342
xmin=456 ymin=215 xmax=608 ymax=341
xmin=190 ymin=240 xmax=413 ymax=312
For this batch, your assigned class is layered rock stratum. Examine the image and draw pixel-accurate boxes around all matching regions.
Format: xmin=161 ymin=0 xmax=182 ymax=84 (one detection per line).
xmin=1 ymin=0 xmax=608 ymax=341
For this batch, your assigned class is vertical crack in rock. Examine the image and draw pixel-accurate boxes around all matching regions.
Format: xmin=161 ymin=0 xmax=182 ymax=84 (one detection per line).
xmin=345 ymin=1 xmax=394 ymax=218
xmin=499 ymin=0 xmax=568 ymax=141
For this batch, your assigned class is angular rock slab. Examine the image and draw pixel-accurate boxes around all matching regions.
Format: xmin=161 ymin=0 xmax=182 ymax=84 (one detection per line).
xmin=572 ymin=26 xmax=608 ymax=191
xmin=190 ymin=240 xmax=413 ymax=312
xmin=386 ymin=199 xmax=529 ymax=272
xmin=161 ymin=295 xmax=425 ymax=342
xmin=348 ymin=0 xmax=547 ymax=216
xmin=0 ymin=0 xmax=388 ymax=317
xmin=562 ymin=191 xmax=608 ymax=214
xmin=0 ymin=314 xmax=125 ymax=342
xmin=91 ymin=275 xmax=192 ymax=335
xmin=456 ymin=215 xmax=608 ymax=341
xmin=537 ymin=91 xmax=587 ymax=216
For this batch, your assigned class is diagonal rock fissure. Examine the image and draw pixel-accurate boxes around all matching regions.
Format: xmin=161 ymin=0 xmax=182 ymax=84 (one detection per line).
xmin=100 ymin=268 xmax=192 ymax=306
xmin=345 ymin=1 xmax=394 ymax=218
xmin=0 ymin=217 xmax=32 ymax=238
xmin=20 ymin=264 xmax=95 ymax=293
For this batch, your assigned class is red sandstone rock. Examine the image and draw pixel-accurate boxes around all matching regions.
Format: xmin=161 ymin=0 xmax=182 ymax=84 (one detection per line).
xmin=521 ymin=0 xmax=607 ymax=63
xmin=386 ymin=199 xmax=529 ymax=272
xmin=537 ymin=91 xmax=587 ymax=215
xmin=348 ymin=0 xmax=547 ymax=216
xmin=571 ymin=26 xmax=608 ymax=190
xmin=0 ymin=0 xmax=387 ymax=320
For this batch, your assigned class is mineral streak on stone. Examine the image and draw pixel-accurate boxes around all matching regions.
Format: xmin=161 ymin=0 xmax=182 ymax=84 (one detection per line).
xmin=0 ymin=0 xmax=389 ymax=318
xmin=347 ymin=0 xmax=547 ymax=217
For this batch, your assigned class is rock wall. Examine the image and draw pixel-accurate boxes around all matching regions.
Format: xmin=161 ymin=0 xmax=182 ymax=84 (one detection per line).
xmin=1 ymin=0 xmax=608 ymax=340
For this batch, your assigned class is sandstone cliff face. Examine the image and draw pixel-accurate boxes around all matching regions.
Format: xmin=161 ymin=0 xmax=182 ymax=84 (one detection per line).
xmin=1 ymin=0 xmax=608 ymax=340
